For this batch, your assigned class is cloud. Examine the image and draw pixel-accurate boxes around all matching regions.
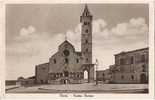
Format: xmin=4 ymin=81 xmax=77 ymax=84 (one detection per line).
xmin=20 ymin=25 xmax=36 ymax=36
xmin=92 ymin=19 xmax=107 ymax=33
xmin=111 ymin=17 xmax=148 ymax=37
xmin=66 ymin=17 xmax=148 ymax=49
xmin=66 ymin=24 xmax=81 ymax=51
xmin=6 ymin=17 xmax=148 ymax=79
xmin=6 ymin=25 xmax=65 ymax=79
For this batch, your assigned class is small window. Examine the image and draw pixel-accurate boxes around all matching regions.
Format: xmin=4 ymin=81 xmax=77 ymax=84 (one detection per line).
xmin=86 ymin=58 xmax=88 ymax=62
xmin=84 ymin=22 xmax=87 ymax=25
xmin=65 ymin=58 xmax=69 ymax=64
xmin=77 ymin=74 xmax=80 ymax=78
xmin=85 ymin=40 xmax=88 ymax=43
xmin=60 ymin=73 xmax=63 ymax=76
xmin=130 ymin=56 xmax=134 ymax=64
xmin=141 ymin=55 xmax=145 ymax=62
xmin=76 ymin=59 xmax=79 ymax=63
xmin=53 ymin=59 xmax=56 ymax=64
xmin=120 ymin=58 xmax=125 ymax=65
xmin=85 ymin=29 xmax=88 ymax=33
xmin=84 ymin=22 xmax=90 ymax=25
xmin=86 ymin=48 xmax=88 ymax=52
xmin=131 ymin=75 xmax=134 ymax=80
xmin=121 ymin=75 xmax=124 ymax=79
xmin=142 ymin=65 xmax=146 ymax=72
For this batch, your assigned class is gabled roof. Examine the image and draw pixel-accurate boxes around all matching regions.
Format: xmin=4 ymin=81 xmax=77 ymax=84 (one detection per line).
xmin=59 ymin=40 xmax=73 ymax=47
xmin=58 ymin=40 xmax=75 ymax=51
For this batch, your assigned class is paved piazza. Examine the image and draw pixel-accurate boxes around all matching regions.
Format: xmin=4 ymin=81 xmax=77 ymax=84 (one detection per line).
xmin=6 ymin=83 xmax=148 ymax=93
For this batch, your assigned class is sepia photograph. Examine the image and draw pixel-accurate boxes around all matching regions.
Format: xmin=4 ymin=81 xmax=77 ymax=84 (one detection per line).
xmin=4 ymin=1 xmax=153 ymax=97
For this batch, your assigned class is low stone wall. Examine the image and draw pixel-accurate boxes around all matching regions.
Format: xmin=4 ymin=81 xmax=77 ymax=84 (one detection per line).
xmin=48 ymin=79 xmax=89 ymax=84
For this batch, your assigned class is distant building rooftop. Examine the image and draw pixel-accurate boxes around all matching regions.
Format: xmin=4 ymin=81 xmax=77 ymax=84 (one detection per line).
xmin=114 ymin=47 xmax=149 ymax=56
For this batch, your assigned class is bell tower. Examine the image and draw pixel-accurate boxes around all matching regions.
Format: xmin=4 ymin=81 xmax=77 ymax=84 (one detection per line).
xmin=80 ymin=4 xmax=93 ymax=64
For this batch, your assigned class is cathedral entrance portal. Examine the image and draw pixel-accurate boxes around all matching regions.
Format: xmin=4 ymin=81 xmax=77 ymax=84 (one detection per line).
xmin=64 ymin=71 xmax=69 ymax=77
xmin=63 ymin=79 xmax=69 ymax=84
xmin=62 ymin=71 xmax=69 ymax=84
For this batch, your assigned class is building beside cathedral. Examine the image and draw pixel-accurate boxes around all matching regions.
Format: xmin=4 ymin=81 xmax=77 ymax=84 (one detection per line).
xmin=35 ymin=5 xmax=94 ymax=84
xmin=97 ymin=47 xmax=149 ymax=84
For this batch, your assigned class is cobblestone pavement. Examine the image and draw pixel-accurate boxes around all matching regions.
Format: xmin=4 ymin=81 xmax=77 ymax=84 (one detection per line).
xmin=6 ymin=83 xmax=148 ymax=93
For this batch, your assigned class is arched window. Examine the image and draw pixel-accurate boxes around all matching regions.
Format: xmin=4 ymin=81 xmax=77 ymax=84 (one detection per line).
xmin=85 ymin=29 xmax=88 ymax=33
xmin=86 ymin=58 xmax=88 ymax=62
xmin=85 ymin=40 xmax=88 ymax=43
xmin=142 ymin=65 xmax=146 ymax=72
xmin=130 ymin=56 xmax=134 ymax=64
xmin=60 ymin=73 xmax=63 ymax=77
xmin=76 ymin=59 xmax=79 ymax=63
xmin=84 ymin=22 xmax=87 ymax=25
xmin=86 ymin=48 xmax=88 ymax=52
xmin=84 ymin=70 xmax=88 ymax=79
xmin=77 ymin=74 xmax=80 ymax=78
xmin=84 ymin=22 xmax=90 ymax=25
xmin=65 ymin=58 xmax=69 ymax=64
xmin=131 ymin=75 xmax=134 ymax=80
xmin=102 ymin=73 xmax=105 ymax=76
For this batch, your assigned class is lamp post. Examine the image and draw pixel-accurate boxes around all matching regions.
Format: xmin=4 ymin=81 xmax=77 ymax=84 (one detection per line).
xmin=95 ymin=59 xmax=99 ymax=85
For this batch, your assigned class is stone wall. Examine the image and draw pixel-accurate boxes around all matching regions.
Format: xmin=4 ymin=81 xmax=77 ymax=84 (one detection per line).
xmin=35 ymin=63 xmax=49 ymax=84
xmin=97 ymin=69 xmax=111 ymax=82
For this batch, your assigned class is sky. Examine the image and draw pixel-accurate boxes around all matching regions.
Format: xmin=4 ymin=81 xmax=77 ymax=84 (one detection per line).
xmin=6 ymin=4 xmax=149 ymax=80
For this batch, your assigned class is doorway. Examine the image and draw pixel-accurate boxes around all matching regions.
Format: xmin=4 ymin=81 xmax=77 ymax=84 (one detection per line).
xmin=84 ymin=70 xmax=88 ymax=82
xmin=64 ymin=71 xmax=69 ymax=77
xmin=140 ymin=74 xmax=147 ymax=83
xmin=63 ymin=79 xmax=69 ymax=84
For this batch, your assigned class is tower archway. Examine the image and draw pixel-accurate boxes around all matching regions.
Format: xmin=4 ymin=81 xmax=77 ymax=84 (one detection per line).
xmin=83 ymin=70 xmax=89 ymax=83
xmin=84 ymin=70 xmax=88 ymax=79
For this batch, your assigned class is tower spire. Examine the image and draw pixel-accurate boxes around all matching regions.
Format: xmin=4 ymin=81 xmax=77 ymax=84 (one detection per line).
xmin=85 ymin=4 xmax=88 ymax=11
xmin=82 ymin=4 xmax=91 ymax=16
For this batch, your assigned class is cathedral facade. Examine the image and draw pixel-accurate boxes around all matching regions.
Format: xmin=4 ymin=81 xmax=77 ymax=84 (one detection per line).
xmin=35 ymin=5 xmax=94 ymax=84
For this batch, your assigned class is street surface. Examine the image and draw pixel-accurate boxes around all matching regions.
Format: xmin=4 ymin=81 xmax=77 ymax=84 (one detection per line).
xmin=6 ymin=83 xmax=148 ymax=93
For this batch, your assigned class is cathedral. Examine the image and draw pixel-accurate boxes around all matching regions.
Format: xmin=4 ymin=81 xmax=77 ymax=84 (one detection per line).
xmin=35 ymin=5 xmax=95 ymax=84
